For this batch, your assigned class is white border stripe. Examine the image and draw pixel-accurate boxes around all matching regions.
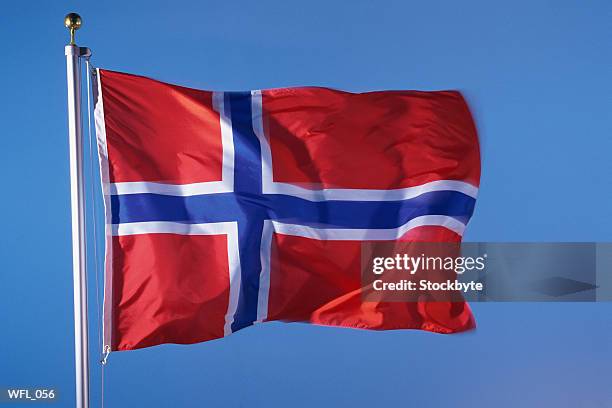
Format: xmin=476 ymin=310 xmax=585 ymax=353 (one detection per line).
xmin=112 ymin=221 xmax=235 ymax=236
xmin=251 ymin=89 xmax=274 ymax=195
xmin=255 ymin=221 xmax=273 ymax=323
xmin=271 ymin=215 xmax=466 ymax=240
xmin=110 ymin=180 xmax=231 ymax=196
xmin=255 ymin=215 xmax=467 ymax=323
xmin=263 ymin=179 xmax=478 ymax=201
xmin=109 ymin=178 xmax=477 ymax=199
xmin=110 ymin=178 xmax=477 ymax=199
xmin=111 ymin=221 xmax=242 ymax=336
xmin=109 ymin=91 xmax=234 ymax=196
xmin=224 ymin=224 xmax=241 ymax=335
xmin=94 ymin=69 xmax=114 ymax=352
xmin=251 ymin=89 xmax=478 ymax=201
xmin=214 ymin=91 xmax=235 ymax=193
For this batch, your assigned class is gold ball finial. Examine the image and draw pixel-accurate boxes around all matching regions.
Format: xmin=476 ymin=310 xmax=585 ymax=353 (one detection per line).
xmin=64 ymin=13 xmax=82 ymax=45
xmin=64 ymin=13 xmax=82 ymax=30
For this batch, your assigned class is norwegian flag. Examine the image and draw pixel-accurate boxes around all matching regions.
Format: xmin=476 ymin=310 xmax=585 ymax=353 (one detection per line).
xmin=94 ymin=69 xmax=480 ymax=351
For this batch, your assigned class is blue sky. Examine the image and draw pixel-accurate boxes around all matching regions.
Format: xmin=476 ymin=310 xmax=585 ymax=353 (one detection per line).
xmin=0 ymin=1 xmax=611 ymax=407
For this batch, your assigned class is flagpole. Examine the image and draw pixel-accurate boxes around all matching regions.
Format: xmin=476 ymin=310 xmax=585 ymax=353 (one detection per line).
xmin=64 ymin=13 xmax=91 ymax=408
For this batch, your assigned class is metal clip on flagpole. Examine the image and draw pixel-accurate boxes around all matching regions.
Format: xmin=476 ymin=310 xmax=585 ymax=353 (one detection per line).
xmin=64 ymin=12 xmax=91 ymax=408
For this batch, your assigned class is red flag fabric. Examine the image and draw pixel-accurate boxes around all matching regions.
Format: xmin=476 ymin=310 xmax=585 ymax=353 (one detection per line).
xmin=95 ymin=69 xmax=480 ymax=351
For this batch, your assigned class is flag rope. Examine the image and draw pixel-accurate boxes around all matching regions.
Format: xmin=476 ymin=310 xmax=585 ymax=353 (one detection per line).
xmin=84 ymin=56 xmax=106 ymax=408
